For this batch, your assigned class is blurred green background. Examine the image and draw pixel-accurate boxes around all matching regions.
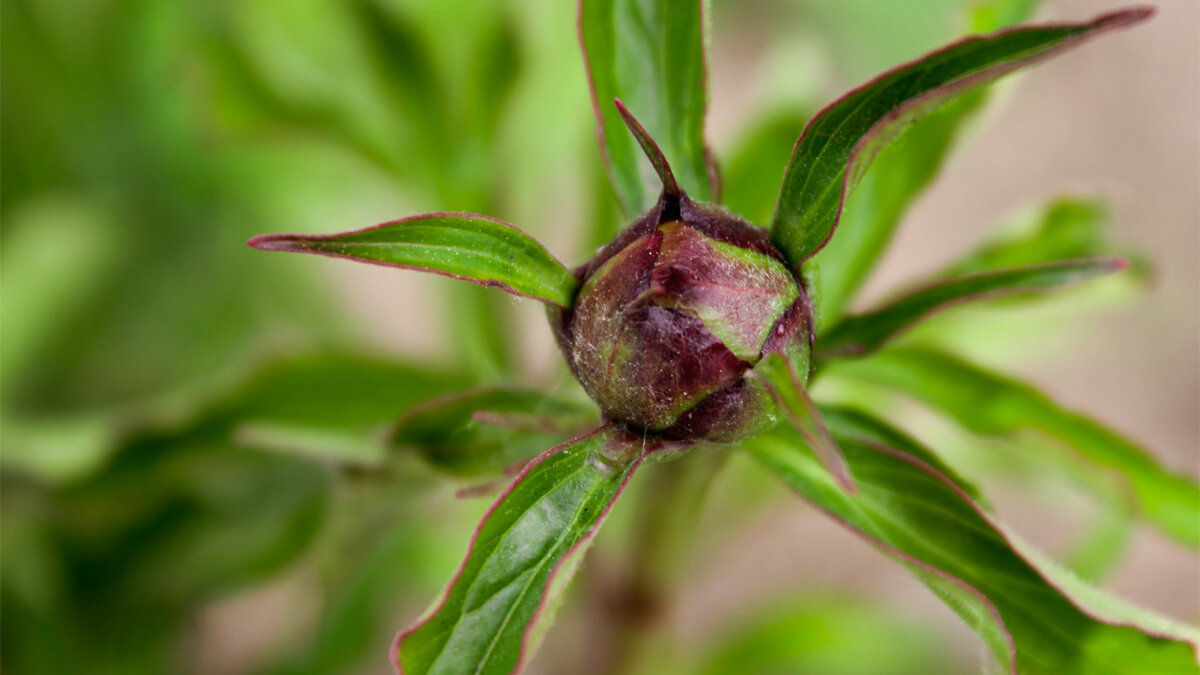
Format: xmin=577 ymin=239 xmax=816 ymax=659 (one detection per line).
xmin=2 ymin=0 xmax=1196 ymax=673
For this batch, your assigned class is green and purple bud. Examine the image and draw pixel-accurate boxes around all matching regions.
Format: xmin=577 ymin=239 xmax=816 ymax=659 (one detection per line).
xmin=551 ymin=194 xmax=812 ymax=443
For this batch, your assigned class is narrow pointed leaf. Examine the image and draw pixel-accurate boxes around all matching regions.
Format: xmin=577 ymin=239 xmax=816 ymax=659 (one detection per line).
xmin=614 ymin=98 xmax=681 ymax=197
xmin=826 ymin=346 xmax=1200 ymax=547
xmin=249 ymin=213 xmax=578 ymax=308
xmin=814 ymin=0 xmax=1042 ymax=323
xmin=580 ymin=0 xmax=713 ymax=214
xmin=389 ymin=386 xmax=598 ymax=478
xmin=750 ymin=353 xmax=854 ymax=492
xmin=769 ymin=8 xmax=1153 ymax=268
xmin=722 ymin=112 xmax=811 ymax=227
xmin=817 ymin=258 xmax=1126 ymax=359
xmin=209 ymin=353 xmax=467 ymax=467
xmin=394 ymin=426 xmax=661 ymax=675
xmin=746 ymin=410 xmax=1200 ymax=674
xmin=946 ymin=197 xmax=1110 ymax=276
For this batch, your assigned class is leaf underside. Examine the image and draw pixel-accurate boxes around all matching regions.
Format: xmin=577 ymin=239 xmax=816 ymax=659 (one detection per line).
xmin=395 ymin=426 xmax=657 ymax=675
xmin=769 ymin=8 xmax=1152 ymax=270
xmin=249 ymin=212 xmax=578 ymax=308
xmin=745 ymin=409 xmax=1200 ymax=674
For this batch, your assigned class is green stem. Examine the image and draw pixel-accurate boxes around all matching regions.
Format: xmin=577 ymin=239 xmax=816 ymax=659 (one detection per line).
xmin=589 ymin=448 xmax=727 ymax=675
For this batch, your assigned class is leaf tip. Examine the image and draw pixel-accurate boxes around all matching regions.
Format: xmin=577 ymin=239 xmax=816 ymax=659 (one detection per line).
xmin=1105 ymin=256 xmax=1132 ymax=273
xmin=1096 ymin=6 xmax=1155 ymax=30
xmin=613 ymin=99 xmax=682 ymax=198
xmin=247 ymin=233 xmax=307 ymax=253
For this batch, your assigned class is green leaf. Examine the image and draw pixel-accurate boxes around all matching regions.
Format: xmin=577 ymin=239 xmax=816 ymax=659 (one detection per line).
xmin=1063 ymin=506 xmax=1133 ymax=584
xmin=813 ymin=96 xmax=982 ymax=324
xmin=943 ymin=197 xmax=1112 ymax=277
xmin=1 ymin=353 xmax=467 ymax=482
xmin=701 ymin=597 xmax=951 ymax=675
xmin=817 ymin=258 xmax=1126 ymax=359
xmin=721 ymin=112 xmax=810 ymax=227
xmin=824 ymin=346 xmax=1200 ymax=548
xmin=580 ymin=0 xmax=713 ymax=214
xmin=749 ymin=353 xmax=854 ymax=492
xmin=390 ymin=386 xmax=598 ymax=478
xmin=769 ymin=8 xmax=1152 ymax=269
xmin=249 ymin=213 xmax=578 ymax=307
xmin=395 ymin=426 xmax=660 ymax=674
xmin=816 ymin=0 xmax=1047 ymax=322
xmin=746 ymin=409 xmax=1200 ymax=674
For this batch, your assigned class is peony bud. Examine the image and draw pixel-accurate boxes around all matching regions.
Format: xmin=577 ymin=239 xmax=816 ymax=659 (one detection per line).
xmin=550 ymin=196 xmax=812 ymax=443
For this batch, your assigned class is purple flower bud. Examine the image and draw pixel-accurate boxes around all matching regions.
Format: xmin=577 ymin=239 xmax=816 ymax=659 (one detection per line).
xmin=551 ymin=197 xmax=812 ymax=442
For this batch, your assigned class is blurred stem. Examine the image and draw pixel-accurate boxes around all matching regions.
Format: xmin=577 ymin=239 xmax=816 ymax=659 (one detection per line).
xmin=587 ymin=448 xmax=726 ymax=675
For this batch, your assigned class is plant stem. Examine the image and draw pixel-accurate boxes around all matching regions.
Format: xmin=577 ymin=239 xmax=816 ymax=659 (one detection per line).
xmin=584 ymin=447 xmax=727 ymax=675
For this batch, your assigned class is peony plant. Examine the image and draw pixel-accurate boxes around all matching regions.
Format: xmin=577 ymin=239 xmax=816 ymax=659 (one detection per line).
xmin=250 ymin=3 xmax=1199 ymax=674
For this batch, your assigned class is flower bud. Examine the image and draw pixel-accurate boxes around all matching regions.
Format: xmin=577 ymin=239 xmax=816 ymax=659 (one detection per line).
xmin=551 ymin=198 xmax=812 ymax=442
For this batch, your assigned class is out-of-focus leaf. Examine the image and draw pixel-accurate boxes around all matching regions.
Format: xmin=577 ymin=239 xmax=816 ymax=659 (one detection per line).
xmin=968 ymin=0 xmax=1041 ymax=35
xmin=208 ymin=353 xmax=469 ymax=471
xmin=0 ymin=414 xmax=115 ymax=484
xmin=1064 ymin=507 xmax=1133 ymax=584
xmin=946 ymin=197 xmax=1109 ymax=276
xmin=746 ymin=409 xmax=1200 ymax=674
xmin=750 ymin=353 xmax=854 ymax=492
xmin=0 ymin=438 xmax=333 ymax=674
xmin=806 ymin=405 xmax=982 ymax=501
xmin=258 ymin=508 xmax=458 ymax=675
xmin=583 ymin=146 xmax=627 ymax=254
xmin=824 ymin=346 xmax=1200 ymax=547
xmin=769 ymin=8 xmax=1151 ymax=270
xmin=0 ymin=198 xmax=117 ymax=401
xmin=816 ymin=258 xmax=1126 ymax=359
xmin=390 ymin=386 xmax=598 ymax=478
xmin=701 ymin=597 xmax=951 ymax=675
xmin=722 ymin=112 xmax=810 ymax=227
xmin=758 ymin=0 xmax=1043 ymax=323
xmin=250 ymin=213 xmax=577 ymax=307
xmin=580 ymin=0 xmax=713 ymax=214
xmin=448 ymin=283 xmax=516 ymax=381
xmin=1 ymin=353 xmax=467 ymax=484
xmin=52 ymin=439 xmax=331 ymax=605
xmin=395 ymin=426 xmax=657 ymax=674
xmin=814 ymin=96 xmax=978 ymax=323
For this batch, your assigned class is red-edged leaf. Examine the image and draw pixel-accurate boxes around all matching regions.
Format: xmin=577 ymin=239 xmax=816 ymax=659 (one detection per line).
xmin=393 ymin=426 xmax=670 ymax=674
xmin=580 ymin=0 xmax=714 ymax=214
xmin=747 ymin=408 xmax=1200 ymax=674
xmin=816 ymin=257 xmax=1126 ymax=359
xmin=249 ymin=213 xmax=578 ymax=308
xmin=769 ymin=8 xmax=1153 ymax=269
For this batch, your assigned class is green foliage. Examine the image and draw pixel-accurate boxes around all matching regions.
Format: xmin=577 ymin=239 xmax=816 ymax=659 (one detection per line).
xmin=580 ymin=0 xmax=713 ymax=213
xmin=396 ymin=427 xmax=653 ymax=675
xmin=391 ymin=387 xmax=597 ymax=478
xmin=826 ymin=346 xmax=1200 ymax=547
xmin=699 ymin=597 xmax=952 ymax=675
xmin=250 ymin=213 xmax=580 ymax=307
xmin=768 ymin=9 xmax=1147 ymax=270
xmin=746 ymin=411 xmax=1200 ymax=674
xmin=816 ymin=258 xmax=1127 ymax=359
xmin=3 ymin=1 xmax=1195 ymax=674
